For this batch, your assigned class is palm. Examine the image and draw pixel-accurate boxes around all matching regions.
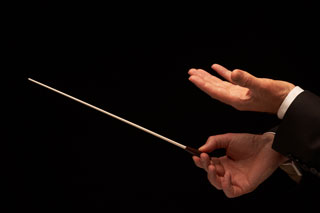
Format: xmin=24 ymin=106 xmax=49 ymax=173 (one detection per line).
xmin=188 ymin=67 xmax=251 ymax=107
xmin=188 ymin=64 xmax=294 ymax=113
xmin=217 ymin=156 xmax=253 ymax=194
xmin=218 ymin=135 xmax=272 ymax=193
xmin=222 ymin=82 xmax=251 ymax=103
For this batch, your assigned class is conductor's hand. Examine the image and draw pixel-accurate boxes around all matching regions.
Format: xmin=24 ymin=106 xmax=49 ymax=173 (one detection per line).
xmin=193 ymin=133 xmax=288 ymax=198
xmin=188 ymin=64 xmax=295 ymax=113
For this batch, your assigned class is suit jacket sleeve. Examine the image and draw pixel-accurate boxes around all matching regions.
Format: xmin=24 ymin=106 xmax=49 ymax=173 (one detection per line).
xmin=272 ymin=91 xmax=320 ymax=178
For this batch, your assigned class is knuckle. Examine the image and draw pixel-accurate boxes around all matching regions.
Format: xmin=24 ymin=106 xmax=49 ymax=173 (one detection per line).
xmin=224 ymin=133 xmax=234 ymax=137
xmin=231 ymin=69 xmax=241 ymax=79
xmin=208 ymin=135 xmax=215 ymax=140
xmin=207 ymin=136 xmax=215 ymax=143
xmin=233 ymin=69 xmax=240 ymax=73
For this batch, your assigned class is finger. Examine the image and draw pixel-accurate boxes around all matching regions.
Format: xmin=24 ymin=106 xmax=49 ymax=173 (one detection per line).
xmin=208 ymin=165 xmax=223 ymax=190
xmin=211 ymin=64 xmax=232 ymax=82
xmin=199 ymin=134 xmax=233 ymax=153
xmin=188 ymin=75 xmax=206 ymax=88
xmin=200 ymin=153 xmax=210 ymax=172
xmin=189 ymin=71 xmax=234 ymax=105
xmin=189 ymin=74 xmax=228 ymax=97
xmin=188 ymin=74 xmax=220 ymax=98
xmin=231 ymin=69 xmax=261 ymax=89
xmin=221 ymin=171 xmax=242 ymax=198
xmin=192 ymin=156 xmax=203 ymax=169
xmin=210 ymin=157 xmax=225 ymax=176
xmin=188 ymin=68 xmax=222 ymax=84
xmin=221 ymin=171 xmax=236 ymax=198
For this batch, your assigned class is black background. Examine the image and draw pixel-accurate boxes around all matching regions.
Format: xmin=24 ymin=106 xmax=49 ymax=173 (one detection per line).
xmin=6 ymin=5 xmax=320 ymax=212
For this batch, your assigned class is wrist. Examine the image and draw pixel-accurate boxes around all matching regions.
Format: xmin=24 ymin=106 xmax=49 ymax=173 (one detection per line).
xmin=263 ymin=132 xmax=288 ymax=164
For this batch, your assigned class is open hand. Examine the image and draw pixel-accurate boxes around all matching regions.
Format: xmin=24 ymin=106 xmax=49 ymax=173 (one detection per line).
xmin=188 ymin=64 xmax=295 ymax=114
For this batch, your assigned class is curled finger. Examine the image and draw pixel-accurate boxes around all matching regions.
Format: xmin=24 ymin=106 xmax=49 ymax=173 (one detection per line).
xmin=192 ymin=156 xmax=203 ymax=169
xmin=208 ymin=165 xmax=223 ymax=190
xmin=200 ymin=153 xmax=210 ymax=172
xmin=210 ymin=157 xmax=225 ymax=176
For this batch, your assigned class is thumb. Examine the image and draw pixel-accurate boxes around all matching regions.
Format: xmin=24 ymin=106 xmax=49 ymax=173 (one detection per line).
xmin=231 ymin=69 xmax=261 ymax=89
xmin=199 ymin=134 xmax=232 ymax=153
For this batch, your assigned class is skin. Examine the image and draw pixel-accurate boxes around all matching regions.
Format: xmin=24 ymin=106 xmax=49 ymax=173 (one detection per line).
xmin=188 ymin=64 xmax=295 ymax=113
xmin=188 ymin=64 xmax=294 ymax=198
xmin=193 ymin=133 xmax=288 ymax=198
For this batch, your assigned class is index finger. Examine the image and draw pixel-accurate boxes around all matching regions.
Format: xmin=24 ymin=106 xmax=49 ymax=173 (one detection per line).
xmin=211 ymin=64 xmax=233 ymax=82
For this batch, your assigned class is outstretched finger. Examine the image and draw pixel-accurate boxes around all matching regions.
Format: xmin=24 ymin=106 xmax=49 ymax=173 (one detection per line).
xmin=188 ymin=74 xmax=235 ymax=105
xmin=188 ymin=68 xmax=223 ymax=84
xmin=211 ymin=64 xmax=232 ymax=82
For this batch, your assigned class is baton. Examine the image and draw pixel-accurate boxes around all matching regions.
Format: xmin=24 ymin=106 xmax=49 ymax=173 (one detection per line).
xmin=28 ymin=78 xmax=203 ymax=157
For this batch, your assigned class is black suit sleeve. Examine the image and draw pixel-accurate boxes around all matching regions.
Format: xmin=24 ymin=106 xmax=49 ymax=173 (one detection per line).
xmin=272 ymin=91 xmax=320 ymax=178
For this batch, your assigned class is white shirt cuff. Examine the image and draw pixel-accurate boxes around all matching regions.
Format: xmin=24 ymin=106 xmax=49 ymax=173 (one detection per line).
xmin=277 ymin=86 xmax=304 ymax=119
